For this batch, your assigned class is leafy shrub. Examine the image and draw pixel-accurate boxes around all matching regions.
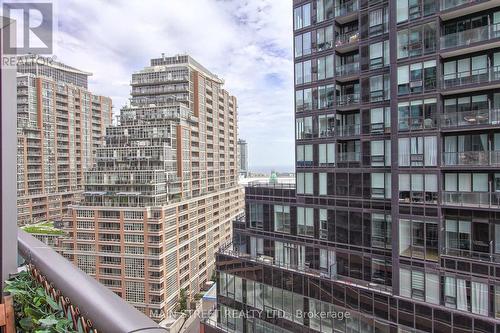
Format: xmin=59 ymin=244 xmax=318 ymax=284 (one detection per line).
xmin=4 ymin=270 xmax=76 ymax=333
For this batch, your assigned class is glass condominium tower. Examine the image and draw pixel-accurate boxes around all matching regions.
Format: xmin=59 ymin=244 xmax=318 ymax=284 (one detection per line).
xmin=203 ymin=1 xmax=500 ymax=333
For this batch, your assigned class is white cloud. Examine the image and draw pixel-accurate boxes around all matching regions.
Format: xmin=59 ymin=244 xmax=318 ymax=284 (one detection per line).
xmin=52 ymin=0 xmax=295 ymax=171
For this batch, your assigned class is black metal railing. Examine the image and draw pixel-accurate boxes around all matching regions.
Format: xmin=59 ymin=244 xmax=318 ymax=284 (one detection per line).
xmin=17 ymin=230 xmax=166 ymax=333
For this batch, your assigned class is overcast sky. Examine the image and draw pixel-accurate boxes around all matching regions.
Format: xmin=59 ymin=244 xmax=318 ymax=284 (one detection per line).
xmin=52 ymin=0 xmax=295 ymax=172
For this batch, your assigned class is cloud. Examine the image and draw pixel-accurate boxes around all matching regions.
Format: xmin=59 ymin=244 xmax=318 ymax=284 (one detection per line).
xmin=52 ymin=0 xmax=295 ymax=171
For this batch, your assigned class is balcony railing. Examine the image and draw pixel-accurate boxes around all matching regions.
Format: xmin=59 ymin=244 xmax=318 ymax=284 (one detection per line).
xmin=337 ymin=151 xmax=361 ymax=162
xmin=441 ymin=67 xmax=500 ymax=89
xmin=441 ymin=0 xmax=486 ymax=11
xmin=441 ymin=24 xmax=500 ymax=49
xmin=441 ymin=109 xmax=500 ymax=128
xmin=335 ymin=62 xmax=360 ymax=77
xmin=217 ymin=243 xmax=392 ymax=295
xmin=442 ymin=151 xmax=500 ymax=166
xmin=335 ymin=31 xmax=360 ymax=48
xmin=335 ymin=0 xmax=359 ymax=17
xmin=17 ymin=230 xmax=166 ymax=333
xmin=443 ymin=191 xmax=500 ymax=208
xmin=442 ymin=247 xmax=500 ymax=264
xmin=336 ymin=93 xmax=360 ymax=107
xmin=337 ymin=124 xmax=361 ymax=137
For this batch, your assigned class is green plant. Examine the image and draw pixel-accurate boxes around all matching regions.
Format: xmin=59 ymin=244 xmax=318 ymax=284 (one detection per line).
xmin=178 ymin=288 xmax=188 ymax=313
xmin=4 ymin=270 xmax=77 ymax=333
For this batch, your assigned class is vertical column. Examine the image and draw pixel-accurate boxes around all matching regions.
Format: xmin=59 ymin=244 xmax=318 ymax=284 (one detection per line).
xmin=388 ymin=0 xmax=400 ymax=295
xmin=0 ymin=17 xmax=18 ymax=288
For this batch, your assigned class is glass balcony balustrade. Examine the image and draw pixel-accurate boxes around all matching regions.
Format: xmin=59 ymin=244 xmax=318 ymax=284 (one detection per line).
xmin=441 ymin=108 xmax=500 ymax=128
xmin=441 ymin=24 xmax=500 ymax=49
xmin=335 ymin=0 xmax=359 ymax=17
xmin=441 ymin=66 xmax=500 ymax=89
xmin=443 ymin=191 xmax=500 ymax=208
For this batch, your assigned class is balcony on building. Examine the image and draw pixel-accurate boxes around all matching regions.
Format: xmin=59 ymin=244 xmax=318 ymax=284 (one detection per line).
xmin=336 ymin=112 xmax=360 ymax=137
xmin=335 ymin=55 xmax=360 ymax=82
xmin=14 ymin=230 xmax=165 ymax=332
xmin=335 ymin=20 xmax=359 ymax=52
xmin=216 ymin=242 xmax=392 ymax=295
xmin=441 ymin=93 xmax=500 ymax=130
xmin=337 ymin=140 xmax=361 ymax=167
xmin=440 ymin=10 xmax=500 ymax=57
xmin=335 ymin=0 xmax=359 ymax=24
xmin=443 ymin=172 xmax=500 ymax=208
xmin=440 ymin=0 xmax=500 ymax=21
xmin=442 ymin=133 xmax=500 ymax=168
xmin=441 ymin=66 xmax=500 ymax=94
xmin=336 ymin=82 xmax=360 ymax=110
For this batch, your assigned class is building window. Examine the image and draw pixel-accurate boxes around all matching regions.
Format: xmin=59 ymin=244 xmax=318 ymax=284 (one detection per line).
xmin=319 ymin=209 xmax=328 ymax=240
xmin=370 ymin=140 xmax=391 ymax=167
xmin=295 ymin=88 xmax=313 ymax=112
xmin=398 ymin=136 xmax=437 ymax=167
xmin=250 ymin=236 xmax=264 ymax=256
xmin=317 ymin=25 xmax=334 ymax=51
xmin=249 ymin=203 xmax=264 ymax=229
xmin=295 ymin=60 xmax=312 ymax=85
xmin=400 ymin=268 xmax=439 ymax=304
xmin=371 ymin=213 xmax=391 ymax=249
xmin=319 ymin=173 xmax=327 ymax=195
xmin=294 ymin=31 xmax=311 ymax=58
xmin=398 ymin=98 xmax=436 ymax=131
xmin=318 ymin=84 xmax=335 ymax=109
xmin=294 ymin=3 xmax=311 ymax=30
xmin=318 ymin=114 xmax=335 ymax=137
xmin=397 ymin=60 xmax=436 ymax=95
xmin=399 ymin=218 xmax=438 ymax=261
xmin=296 ymin=116 xmax=313 ymax=139
xmin=316 ymin=0 xmax=334 ymax=23
xmin=369 ymin=40 xmax=389 ymax=69
xmin=297 ymin=172 xmax=314 ymax=194
xmin=369 ymin=74 xmax=390 ymax=102
xmin=297 ymin=144 xmax=313 ymax=166
xmin=399 ymin=173 xmax=437 ymax=204
xmin=445 ymin=218 xmax=490 ymax=257
xmin=275 ymin=241 xmax=305 ymax=269
xmin=274 ymin=205 xmax=291 ymax=234
xmin=368 ymin=8 xmax=388 ymax=36
xmin=318 ymin=143 xmax=335 ymax=166
xmin=371 ymin=173 xmax=391 ymax=199
xmin=444 ymin=277 xmax=489 ymax=316
xmin=396 ymin=0 xmax=436 ymax=23
xmin=297 ymin=207 xmax=314 ymax=237
xmin=317 ymin=55 xmax=334 ymax=81
xmin=397 ymin=23 xmax=436 ymax=59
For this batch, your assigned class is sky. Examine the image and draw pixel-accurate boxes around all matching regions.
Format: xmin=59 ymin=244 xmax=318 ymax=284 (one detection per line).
xmin=51 ymin=0 xmax=295 ymax=172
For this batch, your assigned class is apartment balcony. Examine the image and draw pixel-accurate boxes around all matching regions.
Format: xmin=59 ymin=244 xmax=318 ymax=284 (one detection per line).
xmin=337 ymin=151 xmax=361 ymax=164
xmin=336 ymin=93 xmax=360 ymax=109
xmin=440 ymin=24 xmax=500 ymax=57
xmin=441 ymin=67 xmax=500 ymax=94
xmin=442 ymin=151 xmax=500 ymax=167
xmin=335 ymin=31 xmax=360 ymax=53
xmin=335 ymin=0 xmax=358 ymax=24
xmin=440 ymin=0 xmax=500 ymax=21
xmin=443 ymin=191 xmax=500 ymax=208
xmin=441 ymin=108 xmax=500 ymax=130
xmin=337 ymin=124 xmax=361 ymax=137
xmin=442 ymin=247 xmax=500 ymax=264
xmin=217 ymin=243 xmax=392 ymax=295
xmin=335 ymin=62 xmax=360 ymax=81
xmin=15 ymin=230 xmax=165 ymax=333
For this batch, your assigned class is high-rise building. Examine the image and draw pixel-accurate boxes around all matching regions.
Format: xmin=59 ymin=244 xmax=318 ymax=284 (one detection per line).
xmin=238 ymin=139 xmax=249 ymax=177
xmin=61 ymin=54 xmax=244 ymax=322
xmin=16 ymin=56 xmax=113 ymax=225
xmin=204 ymin=1 xmax=500 ymax=333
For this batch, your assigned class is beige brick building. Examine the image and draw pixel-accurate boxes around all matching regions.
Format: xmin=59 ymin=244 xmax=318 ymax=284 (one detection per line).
xmin=60 ymin=55 xmax=244 ymax=321
xmin=17 ymin=56 xmax=112 ymax=225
